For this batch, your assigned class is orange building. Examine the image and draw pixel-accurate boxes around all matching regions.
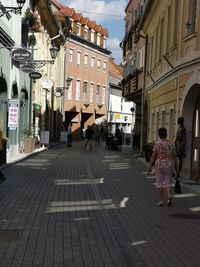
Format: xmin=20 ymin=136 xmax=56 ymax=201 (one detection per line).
xmin=52 ymin=0 xmax=111 ymax=139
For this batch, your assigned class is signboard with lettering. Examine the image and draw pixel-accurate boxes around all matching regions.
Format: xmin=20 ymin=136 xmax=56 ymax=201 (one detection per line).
xmin=29 ymin=71 xmax=42 ymax=79
xmin=20 ymin=64 xmax=35 ymax=73
xmin=8 ymin=100 xmax=19 ymax=130
xmin=40 ymin=131 xmax=50 ymax=145
xmin=115 ymin=114 xmax=121 ymax=120
xmin=10 ymin=48 xmax=32 ymax=62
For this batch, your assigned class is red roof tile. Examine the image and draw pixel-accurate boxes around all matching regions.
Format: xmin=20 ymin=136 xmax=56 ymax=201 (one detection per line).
xmin=88 ymin=21 xmax=96 ymax=28
xmin=95 ymin=25 xmax=102 ymax=32
xmin=60 ymin=7 xmax=75 ymax=17
xmin=52 ymin=0 xmax=109 ymax=37
xmin=101 ymin=28 xmax=108 ymax=37
xmin=73 ymin=12 xmax=82 ymax=21
xmin=51 ymin=0 xmax=63 ymax=9
xmin=109 ymin=58 xmax=123 ymax=79
xmin=81 ymin=17 xmax=89 ymax=25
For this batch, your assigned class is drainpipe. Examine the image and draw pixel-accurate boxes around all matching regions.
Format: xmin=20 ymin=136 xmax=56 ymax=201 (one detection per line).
xmin=29 ymin=46 xmax=34 ymax=134
xmin=63 ymin=42 xmax=67 ymax=123
xmin=140 ymin=34 xmax=148 ymax=155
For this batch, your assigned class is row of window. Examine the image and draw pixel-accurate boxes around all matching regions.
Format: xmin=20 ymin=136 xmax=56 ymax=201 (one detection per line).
xmin=69 ymin=49 xmax=107 ymax=72
xmin=72 ymin=22 xmax=107 ymax=48
xmin=147 ymin=0 xmax=197 ymax=71
xmin=124 ymin=0 xmax=197 ymax=72
xmin=67 ymin=80 xmax=106 ymax=105
xmin=124 ymin=47 xmax=145 ymax=77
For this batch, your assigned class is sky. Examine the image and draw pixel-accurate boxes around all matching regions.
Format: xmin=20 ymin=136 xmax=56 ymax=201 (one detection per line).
xmin=59 ymin=0 xmax=127 ymax=64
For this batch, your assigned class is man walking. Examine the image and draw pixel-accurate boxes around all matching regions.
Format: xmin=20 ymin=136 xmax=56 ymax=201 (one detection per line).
xmin=67 ymin=123 xmax=72 ymax=147
xmin=84 ymin=125 xmax=93 ymax=151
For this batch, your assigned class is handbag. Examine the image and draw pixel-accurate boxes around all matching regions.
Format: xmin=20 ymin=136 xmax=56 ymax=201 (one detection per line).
xmin=174 ymin=180 xmax=181 ymax=194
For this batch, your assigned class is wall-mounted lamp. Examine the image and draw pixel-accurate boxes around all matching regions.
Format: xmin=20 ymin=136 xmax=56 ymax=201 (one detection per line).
xmin=66 ymin=77 xmax=72 ymax=87
xmin=32 ymin=44 xmax=58 ymax=68
xmin=98 ymin=104 xmax=102 ymax=109
xmin=0 ymin=0 xmax=26 ymax=18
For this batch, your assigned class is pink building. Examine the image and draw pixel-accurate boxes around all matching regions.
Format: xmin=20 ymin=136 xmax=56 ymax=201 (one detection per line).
xmin=53 ymin=0 xmax=111 ymax=139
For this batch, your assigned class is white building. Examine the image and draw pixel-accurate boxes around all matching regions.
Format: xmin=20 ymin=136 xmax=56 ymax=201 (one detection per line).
xmin=0 ymin=0 xmax=33 ymax=160
xmin=107 ymin=58 xmax=135 ymax=136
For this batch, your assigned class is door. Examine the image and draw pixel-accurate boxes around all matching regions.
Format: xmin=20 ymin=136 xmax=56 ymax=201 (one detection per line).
xmin=191 ymin=96 xmax=200 ymax=181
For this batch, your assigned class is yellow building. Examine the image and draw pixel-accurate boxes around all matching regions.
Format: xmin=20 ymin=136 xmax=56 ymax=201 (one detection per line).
xmin=139 ymin=0 xmax=200 ymax=180
xmin=32 ymin=0 xmax=70 ymax=142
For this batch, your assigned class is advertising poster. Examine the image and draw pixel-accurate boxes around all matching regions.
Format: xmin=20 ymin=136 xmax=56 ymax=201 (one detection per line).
xmin=8 ymin=100 xmax=19 ymax=130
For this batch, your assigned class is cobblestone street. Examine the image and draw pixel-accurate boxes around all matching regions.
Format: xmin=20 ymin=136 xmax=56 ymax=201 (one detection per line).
xmin=0 ymin=142 xmax=200 ymax=266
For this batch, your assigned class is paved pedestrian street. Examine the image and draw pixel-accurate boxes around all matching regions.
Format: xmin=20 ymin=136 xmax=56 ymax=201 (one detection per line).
xmin=0 ymin=142 xmax=200 ymax=267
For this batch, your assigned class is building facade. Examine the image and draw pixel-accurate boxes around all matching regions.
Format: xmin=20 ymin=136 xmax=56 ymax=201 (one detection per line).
xmin=138 ymin=0 xmax=200 ymax=180
xmin=121 ymin=0 xmax=146 ymax=151
xmin=108 ymin=58 xmax=134 ymax=136
xmin=0 ymin=0 xmax=37 ymax=159
xmin=52 ymin=0 xmax=111 ymax=139
xmin=0 ymin=0 xmax=70 ymax=162
xmin=32 ymin=0 xmax=69 ymax=143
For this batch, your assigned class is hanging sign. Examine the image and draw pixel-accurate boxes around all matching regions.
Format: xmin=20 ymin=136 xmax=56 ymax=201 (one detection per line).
xmin=20 ymin=64 xmax=35 ymax=73
xmin=29 ymin=71 xmax=42 ymax=79
xmin=42 ymin=80 xmax=53 ymax=89
xmin=8 ymin=100 xmax=19 ymax=130
xmin=10 ymin=48 xmax=32 ymax=62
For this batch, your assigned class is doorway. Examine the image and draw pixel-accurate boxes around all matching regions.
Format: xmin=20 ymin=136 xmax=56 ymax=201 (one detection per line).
xmin=191 ymin=96 xmax=200 ymax=181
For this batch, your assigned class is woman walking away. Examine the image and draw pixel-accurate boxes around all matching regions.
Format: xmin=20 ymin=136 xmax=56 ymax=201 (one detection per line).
xmin=148 ymin=128 xmax=178 ymax=207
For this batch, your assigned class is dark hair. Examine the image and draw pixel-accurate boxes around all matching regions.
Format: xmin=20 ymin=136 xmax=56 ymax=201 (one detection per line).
xmin=178 ymin=117 xmax=184 ymax=124
xmin=158 ymin=127 xmax=167 ymax=139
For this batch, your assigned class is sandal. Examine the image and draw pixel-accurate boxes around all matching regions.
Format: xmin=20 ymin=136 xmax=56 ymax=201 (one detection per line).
xmin=168 ymin=198 xmax=172 ymax=207
xmin=157 ymin=202 xmax=163 ymax=207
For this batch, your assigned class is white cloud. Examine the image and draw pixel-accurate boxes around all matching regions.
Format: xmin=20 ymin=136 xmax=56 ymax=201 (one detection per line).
xmin=60 ymin=0 xmax=126 ymax=22
xmin=107 ymin=37 xmax=122 ymax=63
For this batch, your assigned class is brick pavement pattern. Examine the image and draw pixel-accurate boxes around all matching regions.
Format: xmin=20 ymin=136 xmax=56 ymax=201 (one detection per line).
xmin=0 ymin=142 xmax=200 ymax=266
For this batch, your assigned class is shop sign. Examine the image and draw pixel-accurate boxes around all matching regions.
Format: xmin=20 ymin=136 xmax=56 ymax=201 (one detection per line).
xmin=42 ymin=80 xmax=53 ymax=89
xmin=20 ymin=64 xmax=35 ymax=73
xmin=10 ymin=48 xmax=32 ymax=62
xmin=8 ymin=100 xmax=19 ymax=130
xmin=115 ymin=114 xmax=121 ymax=120
xmin=29 ymin=71 xmax=42 ymax=79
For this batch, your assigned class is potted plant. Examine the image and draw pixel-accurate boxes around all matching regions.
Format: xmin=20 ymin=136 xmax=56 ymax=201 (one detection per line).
xmin=24 ymin=8 xmax=41 ymax=32
xmin=27 ymin=34 xmax=37 ymax=47
xmin=23 ymin=128 xmax=35 ymax=153
xmin=143 ymin=142 xmax=155 ymax=162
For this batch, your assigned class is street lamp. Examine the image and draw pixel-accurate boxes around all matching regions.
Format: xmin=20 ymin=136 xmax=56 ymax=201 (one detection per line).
xmin=49 ymin=44 xmax=58 ymax=60
xmin=0 ymin=0 xmax=26 ymax=17
xmin=54 ymin=77 xmax=72 ymax=124
xmin=54 ymin=77 xmax=72 ymax=97
xmin=31 ymin=44 xmax=59 ymax=69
